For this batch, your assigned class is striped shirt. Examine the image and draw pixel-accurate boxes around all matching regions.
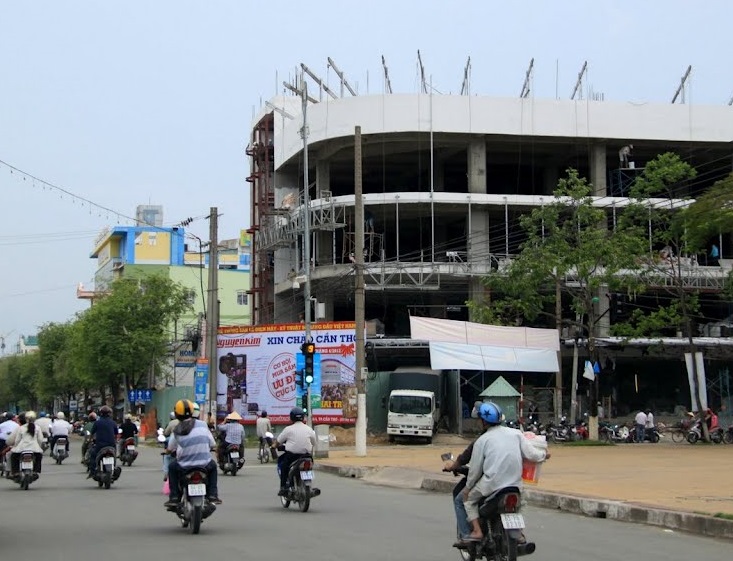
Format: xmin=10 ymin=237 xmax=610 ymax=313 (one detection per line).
xmin=218 ymin=422 xmax=245 ymax=446
xmin=169 ymin=419 xmax=215 ymax=469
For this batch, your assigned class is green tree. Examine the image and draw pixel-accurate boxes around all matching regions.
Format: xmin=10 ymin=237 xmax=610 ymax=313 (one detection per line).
xmin=36 ymin=321 xmax=87 ymax=410
xmin=71 ymin=274 xmax=193 ymax=408
xmin=0 ymin=353 xmax=41 ymax=410
xmin=468 ymin=168 xmax=647 ymax=423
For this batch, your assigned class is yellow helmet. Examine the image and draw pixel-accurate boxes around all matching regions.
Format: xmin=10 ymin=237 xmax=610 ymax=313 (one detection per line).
xmin=174 ymin=399 xmax=195 ymax=421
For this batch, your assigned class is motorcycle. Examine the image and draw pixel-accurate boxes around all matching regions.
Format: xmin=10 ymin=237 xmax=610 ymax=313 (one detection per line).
xmin=15 ymin=450 xmax=40 ymax=490
xmin=91 ymin=446 xmax=122 ymax=489
xmin=219 ymin=443 xmax=244 ymax=476
xmin=724 ymin=425 xmax=733 ymax=445
xmin=545 ymin=417 xmax=578 ymax=443
xmin=441 ymin=453 xmax=535 ymax=561
xmin=687 ymin=420 xmax=724 ymax=444
xmin=599 ymin=422 xmax=629 ymax=443
xmin=119 ymin=437 xmax=139 ymax=466
xmin=0 ymin=446 xmax=11 ymax=479
xmin=278 ymin=452 xmax=321 ymax=513
xmin=164 ymin=455 xmax=217 ymax=535
xmin=41 ymin=436 xmax=50 ymax=455
xmin=626 ymin=425 xmax=661 ymax=443
xmin=51 ymin=436 xmax=69 ymax=464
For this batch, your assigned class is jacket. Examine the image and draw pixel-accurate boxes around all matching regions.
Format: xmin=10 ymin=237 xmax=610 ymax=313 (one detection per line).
xmin=6 ymin=424 xmax=44 ymax=454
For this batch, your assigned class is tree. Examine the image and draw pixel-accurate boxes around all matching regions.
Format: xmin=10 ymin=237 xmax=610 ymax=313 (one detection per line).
xmin=36 ymin=321 xmax=88 ymax=409
xmin=468 ymin=169 xmax=647 ymax=425
xmin=70 ymin=274 xmax=193 ymax=409
xmin=618 ymin=158 xmax=733 ymax=440
xmin=0 ymin=352 xmax=41 ymax=411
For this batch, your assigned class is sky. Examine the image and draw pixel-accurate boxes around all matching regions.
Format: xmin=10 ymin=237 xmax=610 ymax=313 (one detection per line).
xmin=1 ymin=0 xmax=731 ymax=344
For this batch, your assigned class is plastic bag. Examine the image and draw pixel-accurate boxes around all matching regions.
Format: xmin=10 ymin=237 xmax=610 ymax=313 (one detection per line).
xmin=162 ymin=479 xmax=170 ymax=495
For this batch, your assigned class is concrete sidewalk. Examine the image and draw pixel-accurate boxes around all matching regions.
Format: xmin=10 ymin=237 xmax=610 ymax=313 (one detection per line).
xmin=316 ymin=439 xmax=733 ymax=540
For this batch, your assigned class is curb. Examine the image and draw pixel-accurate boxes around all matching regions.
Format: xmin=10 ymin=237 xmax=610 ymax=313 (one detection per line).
xmin=316 ymin=463 xmax=733 ymax=540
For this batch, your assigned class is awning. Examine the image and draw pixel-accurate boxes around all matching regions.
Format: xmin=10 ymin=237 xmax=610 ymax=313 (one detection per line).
xmin=428 ymin=341 xmax=558 ymax=372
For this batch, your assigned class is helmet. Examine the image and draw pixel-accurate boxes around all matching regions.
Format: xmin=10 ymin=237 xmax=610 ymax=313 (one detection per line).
xmin=124 ymin=413 xmax=132 ymax=421
xmin=174 ymin=399 xmax=195 ymax=421
xmin=192 ymin=403 xmax=201 ymax=418
xmin=39 ymin=411 xmax=47 ymax=418
xmin=260 ymin=410 xmax=267 ymax=418
xmin=99 ymin=405 xmax=112 ymax=417
xmin=25 ymin=410 xmax=37 ymax=422
xmin=169 ymin=411 xmax=176 ymax=420
xmin=478 ymin=402 xmax=503 ymax=425
xmin=289 ymin=407 xmax=305 ymax=423
xmin=56 ymin=412 xmax=66 ymax=420
xmin=88 ymin=412 xmax=97 ymax=421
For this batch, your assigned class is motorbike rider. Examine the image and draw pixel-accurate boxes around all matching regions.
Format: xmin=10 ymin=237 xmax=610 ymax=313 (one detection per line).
xmin=81 ymin=412 xmax=97 ymax=463
xmin=6 ymin=411 xmax=44 ymax=477
xmin=0 ymin=412 xmax=19 ymax=452
xmin=35 ymin=411 xmax=52 ymax=442
xmin=460 ymin=402 xmax=549 ymax=544
xmin=256 ymin=410 xmax=277 ymax=459
xmin=217 ymin=411 xmax=245 ymax=463
xmin=118 ymin=414 xmax=139 ymax=456
xmin=50 ymin=412 xmax=72 ymax=456
xmin=87 ymin=406 xmax=118 ymax=479
xmin=163 ymin=411 xmax=179 ymax=437
xmin=164 ymin=399 xmax=221 ymax=507
xmin=272 ymin=406 xmax=316 ymax=496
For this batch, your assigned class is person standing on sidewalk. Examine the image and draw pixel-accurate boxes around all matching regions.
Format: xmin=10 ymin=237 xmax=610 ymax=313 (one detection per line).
xmin=634 ymin=410 xmax=647 ymax=443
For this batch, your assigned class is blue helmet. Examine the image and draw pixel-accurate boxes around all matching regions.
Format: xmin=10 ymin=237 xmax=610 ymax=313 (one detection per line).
xmin=478 ymin=402 xmax=503 ymax=425
xmin=39 ymin=411 xmax=47 ymax=418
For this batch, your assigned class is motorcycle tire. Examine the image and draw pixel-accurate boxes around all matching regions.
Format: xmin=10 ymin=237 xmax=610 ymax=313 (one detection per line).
xmin=651 ymin=433 xmax=660 ymax=443
xmin=231 ymin=466 xmax=238 ymax=476
xmin=191 ymin=505 xmax=202 ymax=535
xmin=687 ymin=431 xmax=699 ymax=444
xmin=711 ymin=431 xmax=723 ymax=444
xmin=724 ymin=431 xmax=733 ymax=445
xmin=298 ymin=480 xmax=310 ymax=513
xmin=21 ymin=476 xmax=29 ymax=490
xmin=280 ymin=494 xmax=291 ymax=509
xmin=104 ymin=478 xmax=111 ymax=489
xmin=493 ymin=523 xmax=518 ymax=561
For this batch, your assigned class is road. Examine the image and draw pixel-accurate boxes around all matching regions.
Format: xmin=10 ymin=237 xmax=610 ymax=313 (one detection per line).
xmin=0 ymin=441 xmax=729 ymax=561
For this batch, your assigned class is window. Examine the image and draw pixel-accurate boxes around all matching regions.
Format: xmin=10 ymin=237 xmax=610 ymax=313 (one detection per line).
xmin=236 ymin=290 xmax=248 ymax=306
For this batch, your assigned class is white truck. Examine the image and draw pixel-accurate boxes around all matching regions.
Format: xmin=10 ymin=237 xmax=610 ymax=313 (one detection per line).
xmin=386 ymin=367 xmax=443 ymax=443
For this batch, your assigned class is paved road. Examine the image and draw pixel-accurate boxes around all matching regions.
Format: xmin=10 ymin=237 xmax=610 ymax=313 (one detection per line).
xmin=0 ymin=443 xmax=729 ymax=561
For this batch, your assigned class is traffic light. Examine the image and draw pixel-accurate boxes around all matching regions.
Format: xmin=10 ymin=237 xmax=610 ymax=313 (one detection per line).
xmin=301 ymin=342 xmax=316 ymax=387
xmin=294 ymin=369 xmax=304 ymax=391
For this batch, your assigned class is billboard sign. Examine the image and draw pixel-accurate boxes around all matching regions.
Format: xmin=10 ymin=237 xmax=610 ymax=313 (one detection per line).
xmin=217 ymin=322 xmax=356 ymax=424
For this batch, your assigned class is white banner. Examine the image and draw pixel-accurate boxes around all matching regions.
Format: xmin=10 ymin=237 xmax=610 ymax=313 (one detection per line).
xmin=429 ymin=341 xmax=558 ymax=372
xmin=217 ymin=322 xmax=356 ymax=425
xmin=685 ymin=352 xmax=707 ymax=411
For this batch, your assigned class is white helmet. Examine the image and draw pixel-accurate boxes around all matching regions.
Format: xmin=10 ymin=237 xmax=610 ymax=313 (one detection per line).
xmin=56 ymin=412 xmax=65 ymax=420
xmin=169 ymin=411 xmax=175 ymax=420
xmin=192 ymin=403 xmax=201 ymax=418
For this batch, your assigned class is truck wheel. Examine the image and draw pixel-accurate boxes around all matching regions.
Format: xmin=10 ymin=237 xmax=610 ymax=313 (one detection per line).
xmin=426 ymin=436 xmax=433 ymax=445
xmin=388 ymin=435 xmax=395 ymax=443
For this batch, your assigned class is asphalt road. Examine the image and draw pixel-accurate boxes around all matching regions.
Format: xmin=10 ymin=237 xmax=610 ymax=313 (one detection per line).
xmin=0 ymin=441 xmax=729 ymax=561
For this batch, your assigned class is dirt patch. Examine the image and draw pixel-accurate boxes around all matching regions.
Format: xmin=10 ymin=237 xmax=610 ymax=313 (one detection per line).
xmin=328 ymin=426 xmax=389 ymax=446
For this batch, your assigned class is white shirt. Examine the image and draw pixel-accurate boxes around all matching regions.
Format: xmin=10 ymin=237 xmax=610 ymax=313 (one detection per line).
xmin=51 ymin=419 xmax=72 ymax=436
xmin=645 ymin=413 xmax=655 ymax=429
xmin=35 ymin=417 xmax=52 ymax=437
xmin=276 ymin=422 xmax=316 ymax=455
xmin=256 ymin=417 xmax=272 ymax=438
xmin=634 ymin=411 xmax=647 ymax=426
xmin=0 ymin=420 xmax=19 ymax=440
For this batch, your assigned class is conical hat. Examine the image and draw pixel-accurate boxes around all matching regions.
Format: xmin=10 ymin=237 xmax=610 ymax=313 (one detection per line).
xmin=225 ymin=411 xmax=243 ymax=421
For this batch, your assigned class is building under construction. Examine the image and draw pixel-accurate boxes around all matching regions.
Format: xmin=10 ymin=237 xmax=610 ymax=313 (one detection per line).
xmin=247 ymin=58 xmax=733 ymax=417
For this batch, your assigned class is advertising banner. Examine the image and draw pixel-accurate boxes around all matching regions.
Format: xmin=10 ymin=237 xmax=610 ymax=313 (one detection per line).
xmin=217 ymin=322 xmax=356 ymax=424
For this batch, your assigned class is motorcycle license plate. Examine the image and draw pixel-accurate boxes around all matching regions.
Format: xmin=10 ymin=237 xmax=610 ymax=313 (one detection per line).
xmin=229 ymin=451 xmax=239 ymax=459
xmin=500 ymin=513 xmax=525 ymax=530
xmin=102 ymin=457 xmax=115 ymax=465
xmin=126 ymin=446 xmax=135 ymax=451
xmin=300 ymin=470 xmax=313 ymax=480
xmin=188 ymin=483 xmax=206 ymax=497
xmin=21 ymin=461 xmax=33 ymax=470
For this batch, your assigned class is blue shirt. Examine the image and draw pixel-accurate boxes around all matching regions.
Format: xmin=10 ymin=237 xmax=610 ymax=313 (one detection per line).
xmin=91 ymin=417 xmax=118 ymax=448
xmin=169 ymin=419 xmax=215 ymax=469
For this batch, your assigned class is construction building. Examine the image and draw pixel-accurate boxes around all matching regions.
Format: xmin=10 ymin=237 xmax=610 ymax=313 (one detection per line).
xmin=247 ymin=59 xmax=733 ymax=419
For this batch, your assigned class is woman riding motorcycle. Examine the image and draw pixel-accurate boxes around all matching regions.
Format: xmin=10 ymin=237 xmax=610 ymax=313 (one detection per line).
xmin=6 ymin=411 xmax=44 ymax=478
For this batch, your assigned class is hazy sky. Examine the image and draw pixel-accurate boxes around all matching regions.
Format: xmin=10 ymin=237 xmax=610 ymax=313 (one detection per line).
xmin=1 ymin=1 xmax=731 ymax=343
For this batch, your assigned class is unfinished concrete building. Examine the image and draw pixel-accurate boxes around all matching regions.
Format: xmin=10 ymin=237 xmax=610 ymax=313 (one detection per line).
xmin=247 ymin=60 xmax=733 ymax=417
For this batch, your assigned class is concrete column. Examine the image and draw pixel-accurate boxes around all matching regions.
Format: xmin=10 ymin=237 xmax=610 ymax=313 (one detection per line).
xmin=590 ymin=143 xmax=607 ymax=197
xmin=316 ymin=160 xmax=330 ymax=197
xmin=468 ymin=139 xmax=487 ymax=194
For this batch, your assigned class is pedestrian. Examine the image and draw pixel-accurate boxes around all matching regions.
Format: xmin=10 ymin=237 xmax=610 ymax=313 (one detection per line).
xmin=710 ymin=243 xmax=720 ymax=266
xmin=597 ymin=402 xmax=604 ymax=420
xmin=618 ymin=144 xmax=633 ymax=168
xmin=634 ymin=409 xmax=647 ymax=443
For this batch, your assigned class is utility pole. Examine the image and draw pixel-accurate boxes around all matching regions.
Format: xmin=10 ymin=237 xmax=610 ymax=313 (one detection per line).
xmin=354 ymin=125 xmax=367 ymax=457
xmin=207 ymin=207 xmax=219 ymax=425
xmin=301 ymin=82 xmax=314 ymax=428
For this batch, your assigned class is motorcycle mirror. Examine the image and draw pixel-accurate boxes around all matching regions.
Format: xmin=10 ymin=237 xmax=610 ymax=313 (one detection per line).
xmin=440 ymin=452 xmax=454 ymax=462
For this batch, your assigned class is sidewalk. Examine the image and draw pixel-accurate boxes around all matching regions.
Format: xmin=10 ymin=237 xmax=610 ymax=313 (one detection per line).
xmin=316 ymin=439 xmax=733 ymax=539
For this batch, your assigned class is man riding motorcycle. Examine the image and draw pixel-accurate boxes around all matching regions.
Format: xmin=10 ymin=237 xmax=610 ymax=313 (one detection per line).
xmin=256 ymin=410 xmax=277 ymax=459
xmin=118 ymin=414 xmax=139 ymax=456
xmin=50 ymin=412 xmax=72 ymax=456
xmin=272 ymin=406 xmax=316 ymax=496
xmin=459 ymin=402 xmax=549 ymax=544
xmin=87 ymin=406 xmax=118 ymax=478
xmin=217 ymin=411 xmax=245 ymax=464
xmin=80 ymin=412 xmax=97 ymax=463
xmin=164 ymin=399 xmax=221 ymax=507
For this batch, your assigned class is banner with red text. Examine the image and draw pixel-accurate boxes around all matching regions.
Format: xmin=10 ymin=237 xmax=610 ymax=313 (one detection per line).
xmin=216 ymin=322 xmax=357 ymax=424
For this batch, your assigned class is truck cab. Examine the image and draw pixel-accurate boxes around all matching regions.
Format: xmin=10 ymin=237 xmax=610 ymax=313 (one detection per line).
xmin=386 ymin=367 xmax=443 ymax=443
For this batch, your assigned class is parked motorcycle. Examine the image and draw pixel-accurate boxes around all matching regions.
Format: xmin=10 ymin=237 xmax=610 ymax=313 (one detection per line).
xmin=91 ymin=446 xmax=122 ymax=489
xmin=627 ymin=426 xmax=661 ymax=443
xmin=15 ymin=450 xmax=40 ymax=490
xmin=441 ymin=453 xmax=535 ymax=561
xmin=545 ymin=417 xmax=578 ymax=443
xmin=278 ymin=452 xmax=321 ymax=513
xmin=687 ymin=420 xmax=724 ymax=444
xmin=50 ymin=436 xmax=69 ymax=464
xmin=219 ymin=443 xmax=244 ymax=476
xmin=164 ymin=456 xmax=217 ymax=535
xmin=599 ymin=422 xmax=630 ymax=443
xmin=119 ymin=437 xmax=138 ymax=466
xmin=724 ymin=425 xmax=733 ymax=445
